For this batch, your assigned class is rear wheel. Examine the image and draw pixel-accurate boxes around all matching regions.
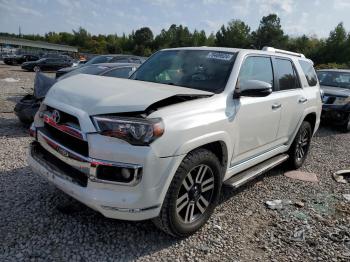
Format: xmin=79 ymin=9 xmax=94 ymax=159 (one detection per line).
xmin=153 ymin=148 xmax=222 ymax=237
xmin=287 ymin=121 xmax=312 ymax=169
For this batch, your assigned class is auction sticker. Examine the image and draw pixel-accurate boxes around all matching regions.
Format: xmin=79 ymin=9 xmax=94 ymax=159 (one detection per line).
xmin=207 ymin=52 xmax=233 ymax=61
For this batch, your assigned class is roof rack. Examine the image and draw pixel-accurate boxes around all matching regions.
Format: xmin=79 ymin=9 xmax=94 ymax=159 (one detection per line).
xmin=262 ymin=46 xmax=305 ymax=58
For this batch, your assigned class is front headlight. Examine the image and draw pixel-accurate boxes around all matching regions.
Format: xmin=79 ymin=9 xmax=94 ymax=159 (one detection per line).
xmin=92 ymin=116 xmax=164 ymax=146
xmin=333 ymin=96 xmax=350 ymax=105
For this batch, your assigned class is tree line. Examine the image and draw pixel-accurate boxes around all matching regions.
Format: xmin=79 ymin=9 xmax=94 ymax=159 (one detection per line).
xmin=1 ymin=14 xmax=350 ymax=68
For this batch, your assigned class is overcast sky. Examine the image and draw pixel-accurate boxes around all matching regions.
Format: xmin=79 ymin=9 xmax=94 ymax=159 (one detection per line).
xmin=0 ymin=0 xmax=349 ymax=38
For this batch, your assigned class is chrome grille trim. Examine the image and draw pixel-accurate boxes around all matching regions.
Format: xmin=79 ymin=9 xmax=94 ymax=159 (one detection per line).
xmin=36 ymin=130 xmax=143 ymax=186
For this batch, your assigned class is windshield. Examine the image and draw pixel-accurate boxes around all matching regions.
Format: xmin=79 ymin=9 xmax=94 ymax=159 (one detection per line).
xmin=317 ymin=71 xmax=350 ymax=89
xmin=130 ymin=50 xmax=236 ymax=93
xmin=86 ymin=56 xmax=115 ymax=65
xmin=58 ymin=65 xmax=109 ymax=80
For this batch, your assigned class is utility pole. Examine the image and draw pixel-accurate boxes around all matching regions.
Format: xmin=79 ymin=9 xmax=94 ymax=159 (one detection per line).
xmin=19 ymin=25 xmax=21 ymax=37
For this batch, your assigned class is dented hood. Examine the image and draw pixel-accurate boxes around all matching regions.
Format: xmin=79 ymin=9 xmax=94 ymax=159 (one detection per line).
xmin=44 ymin=74 xmax=213 ymax=115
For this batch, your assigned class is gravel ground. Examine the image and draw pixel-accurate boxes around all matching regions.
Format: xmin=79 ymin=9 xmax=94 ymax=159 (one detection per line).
xmin=0 ymin=63 xmax=350 ymax=262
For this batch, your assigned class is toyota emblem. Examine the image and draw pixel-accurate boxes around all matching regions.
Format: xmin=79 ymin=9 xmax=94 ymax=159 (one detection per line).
xmin=51 ymin=110 xmax=61 ymax=124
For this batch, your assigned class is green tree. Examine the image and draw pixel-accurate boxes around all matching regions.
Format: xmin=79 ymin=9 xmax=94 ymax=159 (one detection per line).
xmin=215 ymin=20 xmax=251 ymax=48
xmin=192 ymin=30 xmax=207 ymax=46
xmin=252 ymin=14 xmax=288 ymax=49
xmin=324 ymin=23 xmax=347 ymax=63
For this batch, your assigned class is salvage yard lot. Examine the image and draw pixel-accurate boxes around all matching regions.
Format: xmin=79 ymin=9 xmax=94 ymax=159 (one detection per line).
xmin=0 ymin=62 xmax=349 ymax=261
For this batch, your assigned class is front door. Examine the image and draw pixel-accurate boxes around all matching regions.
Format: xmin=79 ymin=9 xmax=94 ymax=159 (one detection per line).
xmin=232 ymin=55 xmax=282 ymax=165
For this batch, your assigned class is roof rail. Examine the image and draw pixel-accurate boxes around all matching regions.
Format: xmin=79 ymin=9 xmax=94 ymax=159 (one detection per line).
xmin=262 ymin=46 xmax=305 ymax=58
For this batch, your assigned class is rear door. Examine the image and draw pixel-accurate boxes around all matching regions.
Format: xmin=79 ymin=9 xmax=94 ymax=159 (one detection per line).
xmin=273 ymin=57 xmax=306 ymax=143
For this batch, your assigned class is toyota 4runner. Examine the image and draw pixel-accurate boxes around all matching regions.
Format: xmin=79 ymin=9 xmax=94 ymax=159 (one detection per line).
xmin=28 ymin=47 xmax=322 ymax=237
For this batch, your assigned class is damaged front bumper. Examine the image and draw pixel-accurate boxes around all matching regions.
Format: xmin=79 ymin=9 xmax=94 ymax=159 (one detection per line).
xmin=27 ymin=129 xmax=184 ymax=221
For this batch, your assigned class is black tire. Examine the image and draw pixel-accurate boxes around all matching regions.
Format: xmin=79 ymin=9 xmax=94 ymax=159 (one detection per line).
xmin=287 ymin=121 xmax=312 ymax=169
xmin=14 ymin=95 xmax=40 ymax=124
xmin=153 ymin=148 xmax=222 ymax=237
xmin=33 ymin=66 xmax=41 ymax=72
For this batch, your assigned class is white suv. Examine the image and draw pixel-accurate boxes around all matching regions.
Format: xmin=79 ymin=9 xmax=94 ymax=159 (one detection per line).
xmin=28 ymin=47 xmax=322 ymax=237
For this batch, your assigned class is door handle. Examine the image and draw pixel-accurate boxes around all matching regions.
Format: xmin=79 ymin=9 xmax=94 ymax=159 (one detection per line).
xmin=298 ymin=97 xmax=308 ymax=103
xmin=272 ymin=103 xmax=282 ymax=110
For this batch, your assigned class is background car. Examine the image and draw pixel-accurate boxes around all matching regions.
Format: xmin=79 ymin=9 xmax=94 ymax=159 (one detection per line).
xmin=15 ymin=63 xmax=139 ymax=124
xmin=317 ymin=69 xmax=350 ymax=131
xmin=3 ymin=54 xmax=39 ymax=65
xmin=21 ymin=57 xmax=73 ymax=72
xmin=55 ymin=54 xmax=146 ymax=78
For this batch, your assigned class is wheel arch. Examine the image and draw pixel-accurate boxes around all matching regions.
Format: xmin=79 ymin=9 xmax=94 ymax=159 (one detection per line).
xmin=173 ymin=131 xmax=231 ymax=173
xmin=303 ymin=112 xmax=317 ymax=133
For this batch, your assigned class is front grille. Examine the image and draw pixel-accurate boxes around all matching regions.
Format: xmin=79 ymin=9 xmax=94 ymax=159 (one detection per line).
xmin=41 ymin=107 xmax=88 ymax=156
xmin=46 ymin=106 xmax=80 ymax=128
xmin=32 ymin=141 xmax=88 ymax=187
xmin=41 ymin=124 xmax=89 ymax=157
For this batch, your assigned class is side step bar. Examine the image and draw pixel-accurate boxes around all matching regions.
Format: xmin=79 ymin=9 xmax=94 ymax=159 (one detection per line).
xmin=224 ymin=154 xmax=289 ymax=188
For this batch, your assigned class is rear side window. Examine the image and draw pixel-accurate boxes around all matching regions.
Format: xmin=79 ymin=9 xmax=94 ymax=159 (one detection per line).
xmin=238 ymin=56 xmax=274 ymax=86
xmin=275 ymin=59 xmax=299 ymax=91
xmin=299 ymin=60 xmax=317 ymax=86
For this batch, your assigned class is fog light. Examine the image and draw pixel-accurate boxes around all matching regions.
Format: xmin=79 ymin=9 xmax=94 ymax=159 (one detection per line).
xmin=121 ymin=168 xmax=131 ymax=180
xmin=96 ymin=166 xmax=136 ymax=183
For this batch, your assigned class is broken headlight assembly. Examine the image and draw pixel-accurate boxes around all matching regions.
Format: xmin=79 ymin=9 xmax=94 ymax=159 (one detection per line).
xmin=333 ymin=96 xmax=350 ymax=106
xmin=92 ymin=116 xmax=164 ymax=146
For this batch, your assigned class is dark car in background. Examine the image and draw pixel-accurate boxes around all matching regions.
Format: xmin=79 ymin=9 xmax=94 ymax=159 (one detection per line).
xmin=317 ymin=69 xmax=350 ymax=131
xmin=4 ymin=54 xmax=39 ymax=65
xmin=15 ymin=63 xmax=139 ymax=124
xmin=55 ymin=54 xmax=146 ymax=78
xmin=21 ymin=57 xmax=73 ymax=72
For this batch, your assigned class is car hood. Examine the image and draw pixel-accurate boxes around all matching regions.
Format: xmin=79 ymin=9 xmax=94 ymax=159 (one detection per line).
xmin=44 ymin=74 xmax=213 ymax=115
xmin=321 ymin=85 xmax=350 ymax=97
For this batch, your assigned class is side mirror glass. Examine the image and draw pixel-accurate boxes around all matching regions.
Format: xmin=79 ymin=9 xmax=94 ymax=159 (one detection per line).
xmin=235 ymin=80 xmax=272 ymax=97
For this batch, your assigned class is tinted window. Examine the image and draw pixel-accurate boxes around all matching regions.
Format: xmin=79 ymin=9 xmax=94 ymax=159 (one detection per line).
xmin=317 ymin=71 xmax=350 ymax=89
xmin=238 ymin=56 xmax=273 ymax=86
xmin=86 ymin=56 xmax=115 ymax=65
xmin=111 ymin=57 xmax=130 ymax=63
xmin=275 ymin=59 xmax=299 ymax=91
xmin=45 ymin=59 xmax=57 ymax=63
xmin=131 ymin=50 xmax=236 ymax=93
xmin=103 ymin=67 xmax=133 ymax=78
xmin=299 ymin=60 xmax=317 ymax=86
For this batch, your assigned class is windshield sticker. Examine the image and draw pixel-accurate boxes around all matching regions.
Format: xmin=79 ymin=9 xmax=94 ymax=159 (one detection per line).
xmin=207 ymin=52 xmax=233 ymax=61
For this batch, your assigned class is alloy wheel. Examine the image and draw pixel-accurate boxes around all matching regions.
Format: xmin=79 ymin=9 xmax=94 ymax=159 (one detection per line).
xmin=295 ymin=128 xmax=310 ymax=161
xmin=175 ymin=164 xmax=215 ymax=224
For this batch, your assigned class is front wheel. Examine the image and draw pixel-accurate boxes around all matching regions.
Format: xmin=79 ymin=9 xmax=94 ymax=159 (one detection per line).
xmin=33 ymin=66 xmax=41 ymax=72
xmin=153 ymin=148 xmax=222 ymax=237
xmin=287 ymin=121 xmax=312 ymax=169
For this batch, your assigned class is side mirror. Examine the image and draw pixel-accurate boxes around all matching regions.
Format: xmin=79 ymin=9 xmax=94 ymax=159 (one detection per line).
xmin=235 ymin=80 xmax=272 ymax=97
